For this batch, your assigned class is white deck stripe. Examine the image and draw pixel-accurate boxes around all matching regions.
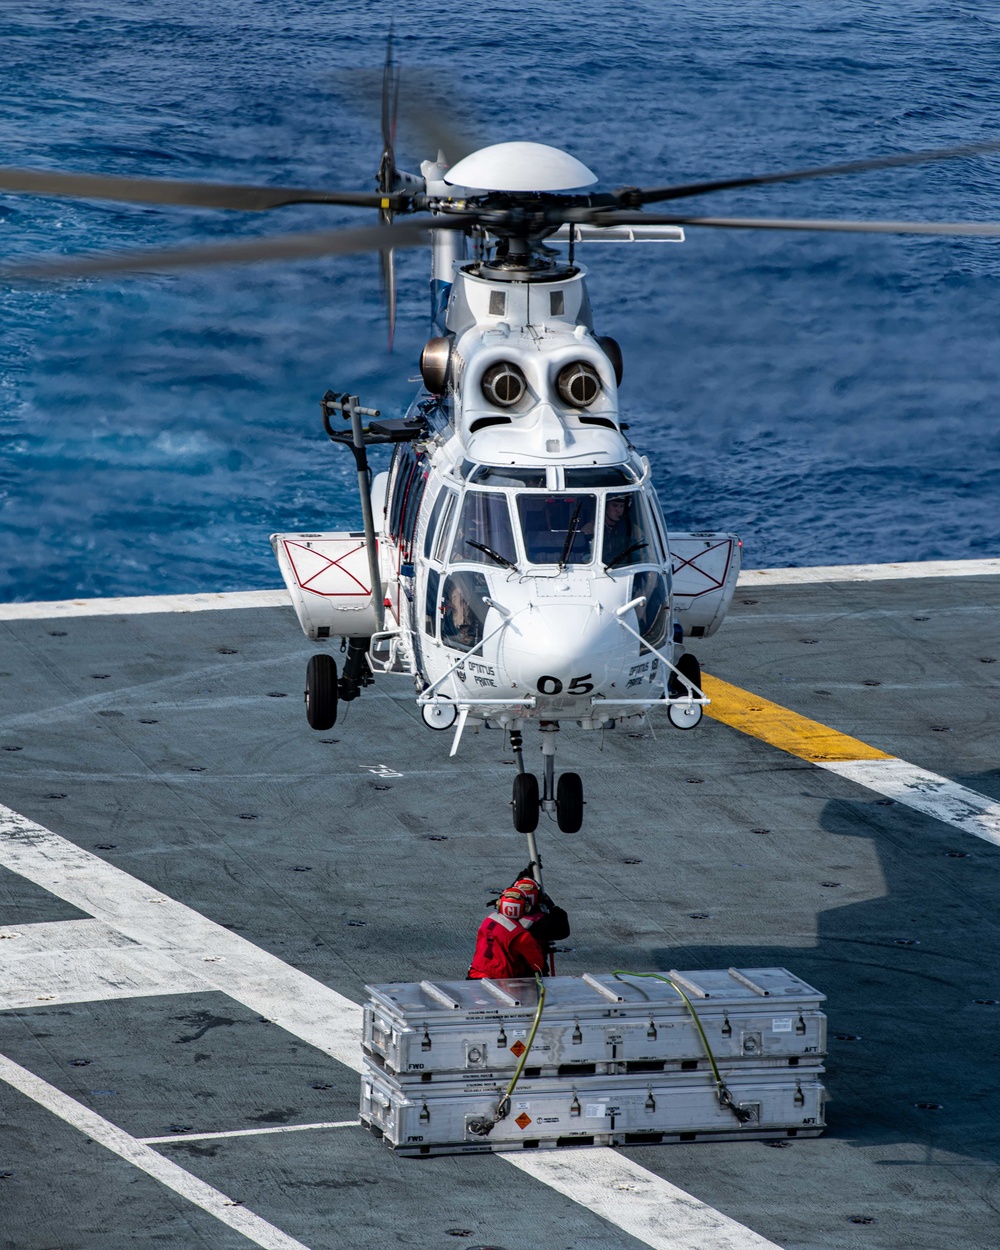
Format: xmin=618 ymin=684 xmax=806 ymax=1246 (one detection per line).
xmin=141 ymin=1120 xmax=361 ymax=1145
xmin=506 ymin=1148 xmax=782 ymax=1250
xmin=0 ymin=804 xmax=786 ymax=1250
xmin=819 ymin=759 xmax=1000 ymax=846
xmin=0 ymin=556 xmax=996 ymax=623
xmin=0 ymin=589 xmax=290 ymax=620
xmin=0 ymin=804 xmax=363 ymax=1068
xmin=0 ymin=917 xmax=211 ymax=1009
xmin=0 ymin=1051 xmax=313 ymax=1250
xmin=738 ymin=557 xmax=1000 ymax=586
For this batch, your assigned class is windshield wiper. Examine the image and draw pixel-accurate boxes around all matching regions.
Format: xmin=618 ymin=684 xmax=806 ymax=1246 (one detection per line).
xmin=468 ymin=540 xmax=518 ymax=572
xmin=558 ymin=499 xmax=585 ymax=571
xmin=604 ymin=541 xmax=648 ymax=572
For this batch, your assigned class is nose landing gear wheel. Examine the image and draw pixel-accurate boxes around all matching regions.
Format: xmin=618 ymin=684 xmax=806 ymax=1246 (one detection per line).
xmin=512 ymin=772 xmax=540 ymax=833
xmin=305 ymin=654 xmax=338 ymax=730
xmin=668 ymin=651 xmax=704 ymax=730
xmin=556 ymin=772 xmax=584 ymax=833
xmin=669 ymin=652 xmax=701 ymax=698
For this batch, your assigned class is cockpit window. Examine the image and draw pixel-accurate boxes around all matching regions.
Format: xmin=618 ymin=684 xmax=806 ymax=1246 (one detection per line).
xmin=451 ymin=491 xmax=518 ymax=568
xmin=441 ymin=571 xmax=489 ymax=652
xmin=633 ymin=570 xmax=669 ymax=650
xmin=469 ymin=465 xmax=547 ymax=487
xmin=600 ymin=492 xmax=653 ymax=569
xmin=564 ymin=466 xmax=636 ymax=487
xmin=431 ymin=491 xmax=457 ymax=564
xmin=517 ymin=494 xmax=597 ymax=565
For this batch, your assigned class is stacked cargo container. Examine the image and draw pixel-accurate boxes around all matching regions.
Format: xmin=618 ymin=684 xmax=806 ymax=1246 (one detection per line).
xmin=360 ymin=968 xmax=827 ymax=1156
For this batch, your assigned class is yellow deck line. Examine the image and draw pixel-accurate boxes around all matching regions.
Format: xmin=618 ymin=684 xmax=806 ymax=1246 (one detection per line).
xmin=701 ymin=674 xmax=895 ymax=763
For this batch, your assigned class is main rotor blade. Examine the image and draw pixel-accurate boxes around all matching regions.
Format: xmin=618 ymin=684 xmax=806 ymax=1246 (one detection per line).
xmin=593 ymin=210 xmax=1000 ymax=237
xmin=5 ymin=216 xmax=475 ymax=279
xmin=327 ymin=67 xmax=481 ymax=169
xmin=395 ymin=70 xmax=480 ymax=167
xmin=377 ymin=26 xmax=400 ymax=350
xmin=0 ymin=166 xmax=404 ymax=212
xmin=620 ymin=139 xmax=1000 ymax=207
xmin=381 ymin=24 xmax=400 ymax=167
xmin=380 ymin=245 xmax=397 ymax=350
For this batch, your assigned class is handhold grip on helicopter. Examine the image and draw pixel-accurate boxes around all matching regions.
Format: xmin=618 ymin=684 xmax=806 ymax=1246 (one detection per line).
xmin=482 ymin=596 xmax=512 ymax=618
xmin=615 ymin=594 xmax=647 ymax=618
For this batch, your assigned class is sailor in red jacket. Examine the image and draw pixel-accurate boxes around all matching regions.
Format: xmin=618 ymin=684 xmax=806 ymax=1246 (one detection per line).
xmin=468 ymin=877 xmax=570 ymax=980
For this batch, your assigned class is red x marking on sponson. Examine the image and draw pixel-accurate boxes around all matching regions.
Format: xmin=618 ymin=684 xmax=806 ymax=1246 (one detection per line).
xmin=284 ymin=540 xmax=371 ymax=597
xmin=671 ymin=539 xmax=732 ymax=595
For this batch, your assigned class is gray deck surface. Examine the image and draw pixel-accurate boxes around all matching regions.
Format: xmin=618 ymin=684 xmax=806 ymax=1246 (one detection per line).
xmin=1 ymin=573 xmax=999 ymax=1249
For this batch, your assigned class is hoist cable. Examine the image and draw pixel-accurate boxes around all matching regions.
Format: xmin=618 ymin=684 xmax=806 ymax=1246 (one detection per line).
xmin=612 ymin=970 xmax=753 ymax=1124
xmin=494 ymin=972 xmax=546 ymax=1122
xmin=468 ymin=973 xmax=546 ymax=1136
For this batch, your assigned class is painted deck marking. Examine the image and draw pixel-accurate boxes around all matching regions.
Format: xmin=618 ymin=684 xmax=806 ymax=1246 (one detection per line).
xmin=701 ymin=674 xmax=894 ymax=763
xmin=0 ymin=589 xmax=290 ymax=620
xmin=702 ymin=675 xmax=1000 ymax=847
xmin=820 ymin=759 xmax=1000 ymax=847
xmin=507 ymin=1148 xmax=783 ymax=1250
xmin=141 ymin=1120 xmax=361 ymax=1144
xmin=737 ymin=557 xmax=1000 ymax=586
xmin=0 ymin=918 xmax=210 ymax=1009
xmin=0 ymin=805 xmax=787 ymax=1250
xmin=0 ymin=1051 xmax=313 ymax=1250
xmin=0 ymin=555 xmax=996 ymax=623
xmin=0 ymin=804 xmax=363 ymax=1068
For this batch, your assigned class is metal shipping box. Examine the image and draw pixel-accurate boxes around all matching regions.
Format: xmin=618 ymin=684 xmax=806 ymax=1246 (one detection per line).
xmin=361 ymin=1062 xmax=826 ymax=1156
xmin=363 ymin=968 xmax=825 ymax=1079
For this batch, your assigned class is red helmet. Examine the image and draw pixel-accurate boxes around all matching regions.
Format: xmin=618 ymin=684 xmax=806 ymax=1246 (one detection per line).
xmin=498 ymin=887 xmax=530 ymax=920
xmin=512 ymin=878 xmax=541 ymax=910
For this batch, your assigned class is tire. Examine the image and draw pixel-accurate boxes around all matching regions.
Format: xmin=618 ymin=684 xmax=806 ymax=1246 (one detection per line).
xmin=305 ymin=654 xmax=338 ymax=730
xmin=512 ymin=772 xmax=540 ymax=833
xmin=556 ymin=772 xmax=584 ymax=833
xmin=669 ymin=652 xmax=701 ymax=699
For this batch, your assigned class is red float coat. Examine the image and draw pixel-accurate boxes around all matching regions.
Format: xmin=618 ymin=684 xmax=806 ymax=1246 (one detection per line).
xmin=468 ymin=910 xmax=547 ymax=980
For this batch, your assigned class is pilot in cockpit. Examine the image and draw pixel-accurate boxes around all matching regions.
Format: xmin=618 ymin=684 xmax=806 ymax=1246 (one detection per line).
xmin=580 ymin=493 xmax=634 ymax=564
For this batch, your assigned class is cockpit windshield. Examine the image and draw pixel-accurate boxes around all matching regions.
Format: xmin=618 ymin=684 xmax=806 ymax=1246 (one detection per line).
xmin=450 ymin=491 xmax=518 ymax=568
xmin=600 ymin=492 xmax=652 ymax=569
xmin=517 ymin=494 xmax=597 ymax=566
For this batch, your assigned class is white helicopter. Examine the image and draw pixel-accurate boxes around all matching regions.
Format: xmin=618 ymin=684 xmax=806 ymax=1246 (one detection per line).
xmin=6 ymin=49 xmax=1000 ymax=833
xmin=270 ymin=138 xmax=742 ymax=835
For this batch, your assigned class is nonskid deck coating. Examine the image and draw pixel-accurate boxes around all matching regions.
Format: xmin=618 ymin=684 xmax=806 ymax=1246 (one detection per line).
xmin=1 ymin=566 xmax=999 ymax=1249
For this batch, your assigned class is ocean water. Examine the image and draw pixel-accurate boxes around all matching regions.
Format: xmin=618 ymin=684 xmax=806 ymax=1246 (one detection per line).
xmin=1 ymin=0 xmax=999 ymax=600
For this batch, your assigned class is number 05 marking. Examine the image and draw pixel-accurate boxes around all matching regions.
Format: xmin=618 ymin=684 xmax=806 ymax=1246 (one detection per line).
xmin=536 ymin=673 xmax=594 ymax=695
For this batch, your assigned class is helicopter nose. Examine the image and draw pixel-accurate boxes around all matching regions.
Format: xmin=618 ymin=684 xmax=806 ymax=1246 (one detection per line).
xmin=501 ymin=603 xmax=628 ymax=698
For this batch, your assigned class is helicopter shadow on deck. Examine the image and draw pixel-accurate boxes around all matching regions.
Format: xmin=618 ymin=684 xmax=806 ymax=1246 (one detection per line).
xmin=630 ymin=768 xmax=1000 ymax=1167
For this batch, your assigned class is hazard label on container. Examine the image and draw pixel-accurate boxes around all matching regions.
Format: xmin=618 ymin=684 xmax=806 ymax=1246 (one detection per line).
xmin=515 ymin=1112 xmax=532 ymax=1130
xmin=510 ymin=1040 xmax=526 ymax=1057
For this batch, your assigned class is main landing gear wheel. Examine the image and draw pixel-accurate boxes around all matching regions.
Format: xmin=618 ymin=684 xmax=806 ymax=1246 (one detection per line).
xmin=305 ymin=654 xmax=338 ymax=730
xmin=556 ymin=772 xmax=584 ymax=833
xmin=512 ymin=772 xmax=540 ymax=833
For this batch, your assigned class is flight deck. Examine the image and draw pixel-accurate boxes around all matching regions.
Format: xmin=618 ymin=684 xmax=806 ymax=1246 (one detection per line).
xmin=1 ymin=561 xmax=999 ymax=1250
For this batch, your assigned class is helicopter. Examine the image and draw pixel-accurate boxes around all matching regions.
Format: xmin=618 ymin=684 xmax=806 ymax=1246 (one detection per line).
xmin=5 ymin=47 xmax=1000 ymax=834
xmin=269 ymin=137 xmax=744 ymax=837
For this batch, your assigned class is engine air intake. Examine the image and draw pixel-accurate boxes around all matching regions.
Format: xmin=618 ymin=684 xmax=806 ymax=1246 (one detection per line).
xmin=557 ymin=361 xmax=602 ymax=408
xmin=482 ymin=361 xmax=527 ymax=407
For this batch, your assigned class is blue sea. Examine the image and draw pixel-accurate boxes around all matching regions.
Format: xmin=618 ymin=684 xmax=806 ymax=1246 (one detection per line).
xmin=1 ymin=0 xmax=999 ymax=601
